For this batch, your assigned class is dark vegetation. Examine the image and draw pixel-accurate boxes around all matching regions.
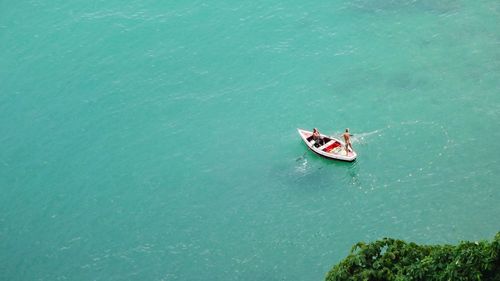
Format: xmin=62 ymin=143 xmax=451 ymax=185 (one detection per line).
xmin=326 ymin=232 xmax=500 ymax=281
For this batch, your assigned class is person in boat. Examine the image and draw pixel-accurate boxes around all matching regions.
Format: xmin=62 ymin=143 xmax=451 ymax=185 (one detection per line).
xmin=343 ymin=128 xmax=353 ymax=154
xmin=312 ymin=128 xmax=324 ymax=147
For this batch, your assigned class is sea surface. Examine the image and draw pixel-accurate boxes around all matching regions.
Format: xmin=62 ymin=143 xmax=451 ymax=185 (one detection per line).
xmin=1 ymin=1 xmax=499 ymax=280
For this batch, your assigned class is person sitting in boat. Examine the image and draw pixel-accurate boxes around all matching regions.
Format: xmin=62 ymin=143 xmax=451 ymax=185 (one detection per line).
xmin=312 ymin=128 xmax=324 ymax=147
xmin=343 ymin=128 xmax=353 ymax=154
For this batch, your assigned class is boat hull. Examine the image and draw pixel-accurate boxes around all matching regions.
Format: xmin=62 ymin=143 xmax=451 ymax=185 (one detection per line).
xmin=297 ymin=128 xmax=357 ymax=161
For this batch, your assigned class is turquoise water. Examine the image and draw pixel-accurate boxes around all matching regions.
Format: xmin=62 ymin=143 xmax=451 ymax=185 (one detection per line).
xmin=1 ymin=1 xmax=499 ymax=280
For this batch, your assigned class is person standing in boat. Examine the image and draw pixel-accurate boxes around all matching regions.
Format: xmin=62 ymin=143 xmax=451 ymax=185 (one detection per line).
xmin=312 ymin=128 xmax=323 ymax=147
xmin=343 ymin=128 xmax=353 ymax=155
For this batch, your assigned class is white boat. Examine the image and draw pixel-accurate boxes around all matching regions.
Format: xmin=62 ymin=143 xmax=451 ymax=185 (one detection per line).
xmin=297 ymin=128 xmax=357 ymax=161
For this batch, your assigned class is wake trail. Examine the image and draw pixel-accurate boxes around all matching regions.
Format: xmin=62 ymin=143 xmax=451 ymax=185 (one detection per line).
xmin=351 ymin=128 xmax=385 ymax=145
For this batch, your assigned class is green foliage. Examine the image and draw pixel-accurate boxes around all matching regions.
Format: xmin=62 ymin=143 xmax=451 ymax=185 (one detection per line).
xmin=326 ymin=232 xmax=500 ymax=281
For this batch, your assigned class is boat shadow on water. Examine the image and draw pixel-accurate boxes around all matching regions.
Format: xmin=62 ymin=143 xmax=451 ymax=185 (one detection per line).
xmin=268 ymin=150 xmax=361 ymax=193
